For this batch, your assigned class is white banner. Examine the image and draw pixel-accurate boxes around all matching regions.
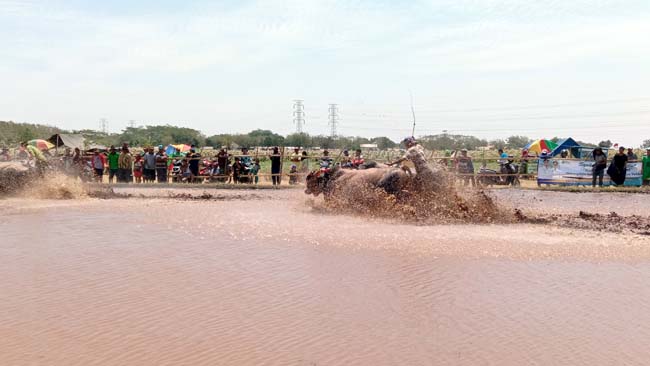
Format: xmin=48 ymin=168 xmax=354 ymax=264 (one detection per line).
xmin=537 ymin=159 xmax=642 ymax=186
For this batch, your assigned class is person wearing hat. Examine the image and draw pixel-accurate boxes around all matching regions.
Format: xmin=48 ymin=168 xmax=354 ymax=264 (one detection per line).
xmin=643 ymin=148 xmax=650 ymax=186
xmin=455 ymin=149 xmax=475 ymax=186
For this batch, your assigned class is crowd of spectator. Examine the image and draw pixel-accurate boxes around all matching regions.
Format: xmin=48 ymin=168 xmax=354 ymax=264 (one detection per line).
xmin=2 ymin=141 xmax=650 ymax=187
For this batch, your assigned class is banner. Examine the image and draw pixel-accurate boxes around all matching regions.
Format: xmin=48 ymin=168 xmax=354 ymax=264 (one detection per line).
xmin=537 ymin=159 xmax=643 ymax=186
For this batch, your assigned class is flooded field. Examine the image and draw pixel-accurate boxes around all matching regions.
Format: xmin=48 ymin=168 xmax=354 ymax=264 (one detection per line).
xmin=2 ymin=187 xmax=650 ymax=365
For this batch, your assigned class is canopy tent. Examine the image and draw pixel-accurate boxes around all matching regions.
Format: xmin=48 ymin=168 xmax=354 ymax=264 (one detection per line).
xmin=550 ymin=137 xmax=581 ymax=157
xmin=27 ymin=139 xmax=54 ymax=151
xmin=172 ymin=144 xmax=192 ymax=153
xmin=48 ymin=134 xmax=86 ymax=150
xmin=524 ymin=139 xmax=558 ymax=154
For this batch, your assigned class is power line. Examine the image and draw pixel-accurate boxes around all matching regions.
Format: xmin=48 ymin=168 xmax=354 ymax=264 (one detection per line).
xmin=293 ymin=100 xmax=305 ymax=134
xmin=343 ymin=96 xmax=650 ymax=114
xmin=328 ymin=103 xmax=339 ymax=137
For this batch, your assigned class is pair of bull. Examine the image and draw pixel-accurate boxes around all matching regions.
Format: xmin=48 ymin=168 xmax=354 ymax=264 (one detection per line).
xmin=304 ymin=162 xmax=445 ymax=201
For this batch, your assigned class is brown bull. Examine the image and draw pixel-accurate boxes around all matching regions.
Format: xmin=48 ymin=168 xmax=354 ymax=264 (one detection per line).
xmin=305 ymin=167 xmax=413 ymax=199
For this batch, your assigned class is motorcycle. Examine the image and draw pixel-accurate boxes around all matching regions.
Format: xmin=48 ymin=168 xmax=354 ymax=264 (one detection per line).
xmin=477 ymin=160 xmax=521 ymax=187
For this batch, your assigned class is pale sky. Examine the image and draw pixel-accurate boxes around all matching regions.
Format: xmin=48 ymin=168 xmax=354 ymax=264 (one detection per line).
xmin=1 ymin=0 xmax=649 ymax=146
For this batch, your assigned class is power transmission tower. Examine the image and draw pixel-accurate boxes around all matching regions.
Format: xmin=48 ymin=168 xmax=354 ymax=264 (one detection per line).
xmin=293 ymin=100 xmax=305 ymax=134
xmin=128 ymin=120 xmax=136 ymax=128
xmin=99 ymin=118 xmax=108 ymax=134
xmin=328 ymin=104 xmax=339 ymax=137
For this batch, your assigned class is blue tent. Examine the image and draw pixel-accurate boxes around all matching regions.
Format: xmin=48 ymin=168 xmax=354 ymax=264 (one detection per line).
xmin=550 ymin=137 xmax=581 ymax=157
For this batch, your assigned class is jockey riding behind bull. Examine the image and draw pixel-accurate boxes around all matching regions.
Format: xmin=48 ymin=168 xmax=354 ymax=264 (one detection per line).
xmin=387 ymin=137 xmax=448 ymax=193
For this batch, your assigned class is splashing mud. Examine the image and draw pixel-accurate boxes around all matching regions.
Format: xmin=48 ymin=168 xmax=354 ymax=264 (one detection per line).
xmin=312 ymin=180 xmax=508 ymax=224
xmin=17 ymin=173 xmax=88 ymax=200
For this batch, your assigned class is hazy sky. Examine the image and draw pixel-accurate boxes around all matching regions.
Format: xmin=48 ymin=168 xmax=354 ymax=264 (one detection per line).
xmin=1 ymin=0 xmax=649 ymax=145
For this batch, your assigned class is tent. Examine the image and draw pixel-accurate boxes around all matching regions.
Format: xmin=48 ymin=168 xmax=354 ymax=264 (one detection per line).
xmin=550 ymin=137 xmax=581 ymax=157
xmin=524 ymin=139 xmax=558 ymax=154
xmin=48 ymin=134 xmax=86 ymax=150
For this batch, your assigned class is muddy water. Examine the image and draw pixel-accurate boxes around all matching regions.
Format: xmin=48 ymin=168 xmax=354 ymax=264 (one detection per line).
xmin=2 ymin=191 xmax=650 ymax=365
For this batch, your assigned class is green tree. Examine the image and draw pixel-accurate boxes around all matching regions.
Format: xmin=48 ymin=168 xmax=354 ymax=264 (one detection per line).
xmin=505 ymin=135 xmax=532 ymax=149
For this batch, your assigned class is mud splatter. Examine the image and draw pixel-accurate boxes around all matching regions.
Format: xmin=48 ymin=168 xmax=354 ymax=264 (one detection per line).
xmin=515 ymin=209 xmax=650 ymax=236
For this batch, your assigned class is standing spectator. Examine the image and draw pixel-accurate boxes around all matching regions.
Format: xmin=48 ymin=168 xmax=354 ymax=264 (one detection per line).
xmin=155 ymin=146 xmax=168 ymax=183
xmin=270 ymin=146 xmax=282 ymax=186
xmin=455 ymin=149 xmax=475 ymax=186
xmin=217 ymin=149 xmax=229 ymax=179
xmin=627 ymin=148 xmax=638 ymax=161
xmin=187 ymin=147 xmax=201 ymax=183
xmin=240 ymin=147 xmax=252 ymax=167
xmin=232 ymin=157 xmax=242 ymax=183
xmin=91 ymin=150 xmax=106 ymax=182
xmin=560 ymin=149 xmax=569 ymax=159
xmin=300 ymin=151 xmax=310 ymax=174
xmin=643 ymin=148 xmax=650 ymax=186
xmin=290 ymin=147 xmax=301 ymax=164
xmin=592 ymin=147 xmax=607 ymax=187
xmin=607 ymin=146 xmax=628 ymax=186
xmin=520 ymin=149 xmax=530 ymax=178
xmin=250 ymin=158 xmax=261 ymax=184
xmin=143 ymin=147 xmax=156 ymax=183
xmin=133 ymin=154 xmax=144 ymax=184
xmin=107 ymin=146 xmax=120 ymax=183
xmin=118 ymin=146 xmax=133 ymax=183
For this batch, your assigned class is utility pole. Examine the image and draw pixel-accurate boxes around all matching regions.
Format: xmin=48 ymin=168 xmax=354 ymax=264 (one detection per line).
xmin=99 ymin=118 xmax=108 ymax=134
xmin=293 ymin=100 xmax=305 ymax=134
xmin=328 ymin=103 xmax=339 ymax=137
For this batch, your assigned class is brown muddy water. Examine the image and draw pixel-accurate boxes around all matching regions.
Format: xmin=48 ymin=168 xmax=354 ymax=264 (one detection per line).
xmin=2 ymin=187 xmax=650 ymax=365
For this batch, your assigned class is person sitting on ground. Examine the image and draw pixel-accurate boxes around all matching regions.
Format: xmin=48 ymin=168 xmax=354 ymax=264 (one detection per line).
xmin=1 ymin=147 xmax=11 ymax=161
xmin=91 ymin=150 xmax=106 ymax=182
xmin=643 ymin=148 xmax=650 ymax=186
xmin=289 ymin=164 xmax=298 ymax=185
xmin=133 ymin=154 xmax=144 ymax=184
xmin=627 ymin=148 xmax=638 ymax=161
xmin=607 ymin=146 xmax=628 ymax=186
xmin=592 ymin=147 xmax=607 ymax=187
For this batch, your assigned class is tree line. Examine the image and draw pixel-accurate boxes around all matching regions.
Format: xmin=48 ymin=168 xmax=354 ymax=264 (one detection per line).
xmin=2 ymin=120 xmax=648 ymax=151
